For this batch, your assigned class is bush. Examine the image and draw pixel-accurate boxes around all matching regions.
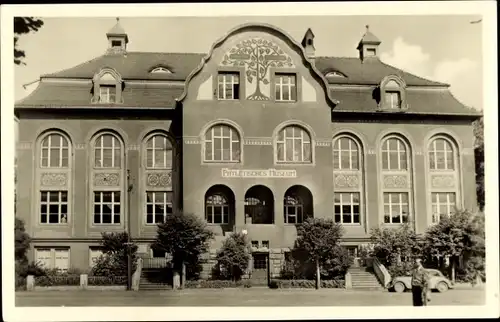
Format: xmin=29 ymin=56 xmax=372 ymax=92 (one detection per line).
xmin=272 ymin=279 xmax=345 ymax=289
xmin=16 ymin=261 xmax=47 ymax=278
xmin=215 ymin=232 xmax=251 ymax=281
xmin=387 ymin=262 xmax=414 ymax=278
xmin=15 ymin=275 xmax=26 ymax=291
xmin=88 ymin=276 xmax=127 ymax=286
xmin=91 ymin=232 xmax=138 ymax=277
xmin=184 ymin=280 xmax=251 ymax=289
xmin=35 ymin=275 xmax=80 ymax=287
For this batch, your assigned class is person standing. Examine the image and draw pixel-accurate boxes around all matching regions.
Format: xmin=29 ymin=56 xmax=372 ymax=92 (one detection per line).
xmin=411 ymin=258 xmax=430 ymax=306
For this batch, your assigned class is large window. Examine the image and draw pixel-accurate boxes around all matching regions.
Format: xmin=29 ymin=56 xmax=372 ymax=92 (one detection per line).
xmin=40 ymin=191 xmax=68 ymax=224
xmin=146 ymin=191 xmax=173 ymax=224
xmin=204 ymin=124 xmax=240 ymax=162
xmin=431 ymin=192 xmax=456 ymax=223
xmin=205 ymin=193 xmax=230 ymax=224
xmin=333 ymin=137 xmax=359 ymax=170
xmin=94 ymin=134 xmax=122 ymax=168
xmin=217 ymin=72 xmax=240 ymax=100
xmin=274 ymin=74 xmax=297 ymax=102
xmin=276 ymin=126 xmax=312 ymax=163
xmin=381 ymin=137 xmax=408 ymax=170
xmin=383 ymin=192 xmax=409 ymax=224
xmin=99 ymin=85 xmax=116 ymax=103
xmin=334 ymin=192 xmax=360 ymax=224
xmin=35 ymin=248 xmax=70 ymax=271
xmin=40 ymin=133 xmax=69 ymax=168
xmin=93 ymin=191 xmax=121 ymax=224
xmin=146 ymin=135 xmax=172 ymax=169
xmin=429 ymin=138 xmax=455 ymax=170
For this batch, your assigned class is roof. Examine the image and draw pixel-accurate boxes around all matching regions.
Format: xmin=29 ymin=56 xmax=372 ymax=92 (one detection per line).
xmin=358 ymin=30 xmax=381 ymax=45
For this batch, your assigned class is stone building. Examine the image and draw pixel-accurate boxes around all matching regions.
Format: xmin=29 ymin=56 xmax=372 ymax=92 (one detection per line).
xmin=14 ymin=19 xmax=480 ymax=281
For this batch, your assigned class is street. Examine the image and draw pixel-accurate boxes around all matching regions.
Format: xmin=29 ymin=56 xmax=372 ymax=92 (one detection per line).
xmin=16 ymin=287 xmax=485 ymax=307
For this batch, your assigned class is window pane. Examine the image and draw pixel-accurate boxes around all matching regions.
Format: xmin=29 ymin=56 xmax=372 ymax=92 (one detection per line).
xmin=214 ymin=206 xmax=222 ymax=223
xmin=114 ymin=214 xmax=120 ymax=224
xmin=333 ymin=151 xmax=340 ymax=169
xmin=49 ymin=148 xmax=60 ymax=167
xmin=114 ymin=149 xmax=121 ymax=167
xmin=446 ymin=152 xmax=454 ymax=169
xmin=94 ymin=214 xmax=101 ymax=224
xmin=303 ymin=143 xmax=311 ymax=162
xmin=389 ymin=152 xmax=399 ymax=170
xmin=382 ymin=151 xmax=389 ymax=170
xmin=285 ymin=139 xmax=293 ymax=161
xmin=49 ymin=192 xmax=59 ymax=202
xmin=205 ymin=142 xmax=213 ymax=161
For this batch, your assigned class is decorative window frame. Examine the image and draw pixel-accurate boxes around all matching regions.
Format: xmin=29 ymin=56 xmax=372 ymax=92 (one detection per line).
xmin=332 ymin=133 xmax=365 ymax=226
xmin=91 ymin=67 xmax=124 ymax=104
xmin=270 ymin=68 xmax=301 ymax=103
xmin=34 ymin=129 xmax=74 ymax=227
xmin=88 ymin=130 xmax=126 ymax=229
xmin=377 ymin=75 xmax=408 ymax=111
xmin=200 ymin=120 xmax=244 ymax=165
xmin=424 ymin=132 xmax=463 ymax=225
xmin=140 ymin=131 xmax=176 ymax=227
xmin=149 ymin=66 xmax=173 ymax=74
xmin=273 ymin=120 xmax=315 ymax=166
xmin=376 ymin=132 xmax=416 ymax=227
xmin=214 ymin=66 xmax=245 ymax=101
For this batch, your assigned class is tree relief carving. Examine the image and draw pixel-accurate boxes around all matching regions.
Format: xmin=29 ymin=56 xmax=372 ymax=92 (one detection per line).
xmin=40 ymin=173 xmax=67 ymax=186
xmin=383 ymin=175 xmax=409 ymax=189
xmin=334 ymin=174 xmax=359 ymax=189
xmin=94 ymin=173 xmax=120 ymax=186
xmin=221 ymin=37 xmax=294 ymax=101
xmin=431 ymin=175 xmax=455 ymax=189
xmin=147 ymin=172 xmax=172 ymax=188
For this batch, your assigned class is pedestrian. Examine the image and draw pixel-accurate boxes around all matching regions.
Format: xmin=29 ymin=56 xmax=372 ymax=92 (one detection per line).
xmin=411 ymin=258 xmax=430 ymax=306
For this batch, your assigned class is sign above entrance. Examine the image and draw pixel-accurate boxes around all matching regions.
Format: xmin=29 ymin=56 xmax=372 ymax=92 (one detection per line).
xmin=221 ymin=168 xmax=297 ymax=178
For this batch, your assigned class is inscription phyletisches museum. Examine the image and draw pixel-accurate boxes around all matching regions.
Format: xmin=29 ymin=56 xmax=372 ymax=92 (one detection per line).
xmin=221 ymin=37 xmax=294 ymax=101
xmin=221 ymin=168 xmax=297 ymax=178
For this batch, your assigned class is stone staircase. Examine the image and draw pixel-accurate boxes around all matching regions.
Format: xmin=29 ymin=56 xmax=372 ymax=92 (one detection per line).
xmin=139 ymin=275 xmax=170 ymax=290
xmin=349 ymin=267 xmax=384 ymax=290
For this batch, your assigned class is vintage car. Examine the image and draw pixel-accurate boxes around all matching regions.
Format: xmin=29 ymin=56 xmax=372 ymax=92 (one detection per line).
xmin=389 ymin=269 xmax=454 ymax=293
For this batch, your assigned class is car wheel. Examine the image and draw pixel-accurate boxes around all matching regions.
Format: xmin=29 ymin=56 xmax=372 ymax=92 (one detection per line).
xmin=393 ymin=282 xmax=406 ymax=293
xmin=437 ymin=281 xmax=449 ymax=293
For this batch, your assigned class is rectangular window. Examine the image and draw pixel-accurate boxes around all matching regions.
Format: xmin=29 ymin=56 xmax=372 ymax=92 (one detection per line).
xmin=35 ymin=248 xmax=70 ymax=271
xmin=89 ymin=247 xmax=104 ymax=267
xmin=385 ymin=91 xmax=401 ymax=109
xmin=366 ymin=48 xmax=376 ymax=57
xmin=93 ymin=191 xmax=121 ymax=224
xmin=111 ymin=40 xmax=122 ymax=48
xmin=334 ymin=192 xmax=360 ymax=224
xmin=146 ymin=191 xmax=174 ymax=224
xmin=217 ymin=73 xmax=240 ymax=100
xmin=40 ymin=191 xmax=68 ymax=224
xmin=99 ymin=85 xmax=116 ymax=103
xmin=383 ymin=192 xmax=409 ymax=224
xmin=275 ymin=74 xmax=297 ymax=102
xmin=251 ymin=241 xmax=259 ymax=248
xmin=261 ymin=240 xmax=270 ymax=249
xmin=431 ymin=192 xmax=456 ymax=223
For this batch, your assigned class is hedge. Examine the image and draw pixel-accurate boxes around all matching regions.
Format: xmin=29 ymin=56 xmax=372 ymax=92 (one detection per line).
xmin=88 ymin=276 xmax=127 ymax=285
xmin=35 ymin=275 xmax=80 ymax=286
xmin=271 ymin=279 xmax=345 ymax=289
xmin=184 ymin=280 xmax=252 ymax=289
xmin=15 ymin=276 xmax=26 ymax=291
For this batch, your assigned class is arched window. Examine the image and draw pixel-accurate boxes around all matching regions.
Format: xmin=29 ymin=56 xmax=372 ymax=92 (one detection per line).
xmin=244 ymin=185 xmax=274 ymax=224
xmin=333 ymin=136 xmax=359 ymax=170
xmin=204 ymin=124 xmax=240 ymax=162
xmin=146 ymin=134 xmax=173 ymax=169
xmin=381 ymin=137 xmax=408 ymax=170
xmin=428 ymin=138 xmax=455 ymax=170
xmin=93 ymin=133 xmax=122 ymax=168
xmin=205 ymin=186 xmax=235 ymax=224
xmin=283 ymin=185 xmax=313 ymax=224
xmin=40 ymin=133 xmax=70 ymax=168
xmin=276 ymin=125 xmax=312 ymax=163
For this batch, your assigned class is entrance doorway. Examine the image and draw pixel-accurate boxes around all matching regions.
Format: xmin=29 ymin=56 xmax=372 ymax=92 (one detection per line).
xmin=251 ymin=253 xmax=269 ymax=285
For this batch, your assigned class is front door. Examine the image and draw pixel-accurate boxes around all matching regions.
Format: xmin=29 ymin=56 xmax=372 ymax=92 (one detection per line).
xmin=251 ymin=253 xmax=269 ymax=285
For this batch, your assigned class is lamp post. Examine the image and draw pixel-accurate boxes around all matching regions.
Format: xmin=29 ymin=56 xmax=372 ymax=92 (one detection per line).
xmin=126 ymin=169 xmax=133 ymax=290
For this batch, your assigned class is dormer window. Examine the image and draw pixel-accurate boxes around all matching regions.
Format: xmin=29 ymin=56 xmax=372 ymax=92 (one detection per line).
xmin=99 ymin=85 xmax=117 ymax=103
xmin=366 ymin=48 xmax=377 ymax=57
xmin=378 ymin=76 xmax=407 ymax=111
xmin=217 ymin=72 xmax=240 ymax=100
xmin=111 ymin=40 xmax=122 ymax=48
xmin=325 ymin=71 xmax=346 ymax=78
xmin=151 ymin=67 xmax=172 ymax=74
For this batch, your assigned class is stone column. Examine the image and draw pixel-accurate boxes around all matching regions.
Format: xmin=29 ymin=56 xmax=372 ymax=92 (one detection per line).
xmin=345 ymin=272 xmax=352 ymax=289
xmin=27 ymin=275 xmax=34 ymax=291
xmin=80 ymin=274 xmax=88 ymax=289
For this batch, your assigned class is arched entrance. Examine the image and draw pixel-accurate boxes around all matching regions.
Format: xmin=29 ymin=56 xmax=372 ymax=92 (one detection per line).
xmin=244 ymin=185 xmax=275 ymax=224
xmin=283 ymin=185 xmax=313 ymax=224
xmin=205 ymin=185 xmax=235 ymax=232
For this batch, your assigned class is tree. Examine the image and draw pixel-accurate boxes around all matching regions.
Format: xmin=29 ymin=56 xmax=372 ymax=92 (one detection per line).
xmin=215 ymin=232 xmax=251 ymax=281
xmin=369 ymin=223 xmax=423 ymax=267
xmin=221 ymin=37 xmax=293 ymax=100
xmin=91 ymin=232 xmax=138 ymax=277
xmin=15 ymin=218 xmax=31 ymax=264
xmin=14 ymin=17 xmax=44 ymax=65
xmin=152 ymin=212 xmax=214 ymax=286
xmin=295 ymin=218 xmax=345 ymax=289
xmin=473 ymin=117 xmax=484 ymax=211
xmin=423 ymin=209 xmax=484 ymax=283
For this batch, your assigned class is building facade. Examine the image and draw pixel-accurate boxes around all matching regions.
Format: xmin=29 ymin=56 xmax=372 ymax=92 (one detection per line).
xmin=15 ymin=20 xmax=480 ymax=278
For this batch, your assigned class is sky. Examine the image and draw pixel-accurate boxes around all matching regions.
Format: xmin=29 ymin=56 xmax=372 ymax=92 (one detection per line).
xmin=14 ymin=15 xmax=483 ymax=110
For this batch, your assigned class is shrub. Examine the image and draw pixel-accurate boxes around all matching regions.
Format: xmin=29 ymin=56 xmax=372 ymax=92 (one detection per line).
xmin=214 ymin=232 xmax=251 ymax=281
xmin=91 ymin=232 xmax=138 ymax=277
xmin=273 ymin=279 xmax=345 ymax=289
xmin=17 ymin=261 xmax=47 ymax=277
xmin=268 ymin=280 xmax=279 ymax=289
xmin=184 ymin=280 xmax=251 ymax=289
xmin=387 ymin=262 xmax=414 ymax=277
xmin=88 ymin=276 xmax=127 ymax=286
xmin=15 ymin=275 xmax=26 ymax=291
xmin=35 ymin=275 xmax=80 ymax=287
